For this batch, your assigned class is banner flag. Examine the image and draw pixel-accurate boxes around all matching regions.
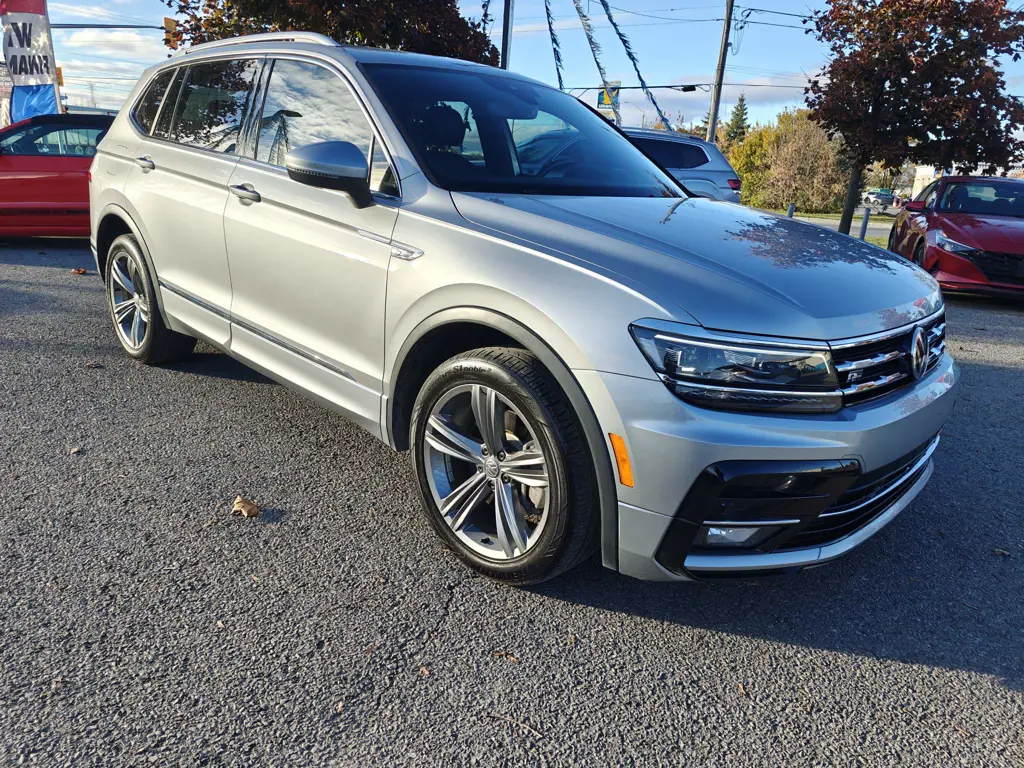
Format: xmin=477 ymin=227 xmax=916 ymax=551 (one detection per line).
xmin=1 ymin=0 xmax=59 ymax=121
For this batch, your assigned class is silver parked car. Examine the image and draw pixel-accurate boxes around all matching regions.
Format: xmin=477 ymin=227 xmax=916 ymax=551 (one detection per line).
xmin=623 ymin=128 xmax=741 ymax=203
xmin=90 ymin=33 xmax=958 ymax=584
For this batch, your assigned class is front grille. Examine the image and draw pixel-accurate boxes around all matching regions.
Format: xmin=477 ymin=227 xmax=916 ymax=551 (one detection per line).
xmin=831 ymin=313 xmax=945 ymax=406
xmin=779 ymin=436 xmax=938 ymax=550
xmin=971 ymin=251 xmax=1024 ymax=286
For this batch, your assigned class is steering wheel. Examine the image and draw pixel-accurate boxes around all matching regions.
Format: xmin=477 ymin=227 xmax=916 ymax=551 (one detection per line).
xmin=536 ymin=156 xmax=575 ymax=178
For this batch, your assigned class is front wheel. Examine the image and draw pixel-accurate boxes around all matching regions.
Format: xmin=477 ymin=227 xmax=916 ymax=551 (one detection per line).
xmin=410 ymin=347 xmax=598 ymax=585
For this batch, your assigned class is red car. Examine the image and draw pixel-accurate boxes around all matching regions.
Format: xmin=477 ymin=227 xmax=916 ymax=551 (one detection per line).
xmin=888 ymin=175 xmax=1024 ymax=297
xmin=0 ymin=113 xmax=113 ymax=238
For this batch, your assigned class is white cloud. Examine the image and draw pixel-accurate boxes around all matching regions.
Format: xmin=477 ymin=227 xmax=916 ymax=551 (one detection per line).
xmin=53 ymin=28 xmax=167 ymax=62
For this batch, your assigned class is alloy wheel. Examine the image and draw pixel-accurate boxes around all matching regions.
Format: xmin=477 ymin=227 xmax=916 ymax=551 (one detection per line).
xmin=108 ymin=252 xmax=150 ymax=350
xmin=423 ymin=384 xmax=550 ymax=560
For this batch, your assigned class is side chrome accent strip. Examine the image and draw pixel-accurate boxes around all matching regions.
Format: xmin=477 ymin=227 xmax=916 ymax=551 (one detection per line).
xmin=356 ymin=229 xmax=391 ymax=246
xmin=840 ymin=371 xmax=907 ymax=397
xmin=702 ymin=519 xmax=801 ymax=527
xmin=390 ymin=242 xmax=423 ymax=261
xmin=159 ymin=278 xmax=356 ymax=382
xmin=684 ymin=460 xmax=934 ymax=573
xmin=835 ymin=349 xmax=904 ymax=373
xmin=159 ymin=278 xmax=230 ymax=320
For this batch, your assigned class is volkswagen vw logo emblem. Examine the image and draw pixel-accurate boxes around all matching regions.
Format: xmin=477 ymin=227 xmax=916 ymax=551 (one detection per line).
xmin=909 ymin=326 xmax=929 ymax=380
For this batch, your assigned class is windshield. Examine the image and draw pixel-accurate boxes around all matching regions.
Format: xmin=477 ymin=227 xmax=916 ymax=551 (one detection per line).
xmin=361 ymin=63 xmax=682 ymax=198
xmin=937 ymin=180 xmax=1024 ymax=217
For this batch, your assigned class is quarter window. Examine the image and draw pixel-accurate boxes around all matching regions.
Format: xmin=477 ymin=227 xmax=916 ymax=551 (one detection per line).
xmin=171 ymin=58 xmax=259 ymax=153
xmin=255 ymin=58 xmax=397 ymax=194
xmin=132 ymin=69 xmax=175 ymax=135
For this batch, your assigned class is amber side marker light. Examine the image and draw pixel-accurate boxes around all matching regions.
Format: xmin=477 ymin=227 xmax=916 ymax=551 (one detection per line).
xmin=609 ymin=434 xmax=634 ymax=488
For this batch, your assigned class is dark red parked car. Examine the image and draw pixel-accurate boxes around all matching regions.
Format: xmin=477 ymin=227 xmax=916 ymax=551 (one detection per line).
xmin=888 ymin=175 xmax=1024 ymax=297
xmin=0 ymin=113 xmax=113 ymax=237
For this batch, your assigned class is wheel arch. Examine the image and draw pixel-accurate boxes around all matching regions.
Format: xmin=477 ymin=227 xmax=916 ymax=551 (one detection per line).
xmin=387 ymin=307 xmax=620 ymax=570
xmin=94 ymin=203 xmax=171 ymax=327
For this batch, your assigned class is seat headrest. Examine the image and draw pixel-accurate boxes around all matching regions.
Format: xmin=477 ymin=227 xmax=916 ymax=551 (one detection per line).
xmin=420 ymin=104 xmax=467 ymax=150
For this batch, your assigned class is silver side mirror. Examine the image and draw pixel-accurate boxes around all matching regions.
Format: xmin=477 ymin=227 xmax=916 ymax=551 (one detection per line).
xmin=284 ymin=141 xmax=373 ymax=208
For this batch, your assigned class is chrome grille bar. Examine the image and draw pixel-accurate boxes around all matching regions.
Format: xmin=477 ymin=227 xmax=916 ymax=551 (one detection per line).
xmin=834 ymin=349 xmax=904 ymax=373
xmin=840 ymin=371 xmax=907 ymax=397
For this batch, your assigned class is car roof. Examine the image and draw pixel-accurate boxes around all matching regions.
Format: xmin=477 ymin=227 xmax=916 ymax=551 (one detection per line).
xmin=940 ymin=175 xmax=1024 ymax=184
xmin=622 ymin=128 xmax=710 ymax=145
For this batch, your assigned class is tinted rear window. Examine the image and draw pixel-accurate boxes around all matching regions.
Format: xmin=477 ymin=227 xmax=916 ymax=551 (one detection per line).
xmin=170 ymin=58 xmax=260 ymax=153
xmin=632 ymin=137 xmax=709 ymax=169
xmin=132 ymin=69 xmax=175 ymax=135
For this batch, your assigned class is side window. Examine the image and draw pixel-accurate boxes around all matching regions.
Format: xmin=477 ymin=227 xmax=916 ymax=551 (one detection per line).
xmin=633 ymin=138 xmax=709 ymax=169
xmin=923 ymin=184 xmax=939 ymax=209
xmin=0 ymin=124 xmax=105 ymax=156
xmin=171 ymin=58 xmax=259 ymax=153
xmin=914 ymin=181 xmax=937 ymax=203
xmin=152 ymin=68 xmax=183 ymax=139
xmin=132 ymin=69 xmax=175 ymax=135
xmin=255 ymin=59 xmax=373 ymax=166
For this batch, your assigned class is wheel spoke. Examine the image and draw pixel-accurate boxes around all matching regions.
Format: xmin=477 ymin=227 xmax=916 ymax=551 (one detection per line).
xmin=502 ymin=450 xmax=548 ymax=488
xmin=440 ymin=472 xmax=490 ymax=532
xmin=494 ymin=480 xmax=528 ymax=557
xmin=113 ymin=299 xmax=135 ymax=324
xmin=130 ymin=308 xmax=144 ymax=346
xmin=471 ymin=385 xmax=507 ymax=456
xmin=111 ymin=260 xmax=136 ymax=295
xmin=425 ymin=415 xmax=484 ymax=466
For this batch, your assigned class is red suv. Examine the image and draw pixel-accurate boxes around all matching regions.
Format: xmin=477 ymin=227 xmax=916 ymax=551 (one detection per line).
xmin=888 ymin=176 xmax=1024 ymax=297
xmin=0 ymin=113 xmax=113 ymax=238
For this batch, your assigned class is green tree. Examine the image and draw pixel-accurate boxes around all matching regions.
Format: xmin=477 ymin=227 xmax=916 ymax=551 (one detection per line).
xmin=724 ymin=93 xmax=749 ymax=146
xmin=807 ymin=0 xmax=1024 ymax=233
xmin=165 ymin=0 xmax=499 ymax=64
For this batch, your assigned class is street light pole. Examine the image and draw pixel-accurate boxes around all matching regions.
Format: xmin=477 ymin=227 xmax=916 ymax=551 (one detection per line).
xmin=500 ymin=0 xmax=516 ymax=69
xmin=706 ymin=0 xmax=735 ymax=144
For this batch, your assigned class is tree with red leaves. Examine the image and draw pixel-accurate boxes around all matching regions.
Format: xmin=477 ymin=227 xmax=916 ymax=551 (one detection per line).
xmin=165 ymin=0 xmax=498 ymax=65
xmin=806 ymin=0 xmax=1024 ymax=234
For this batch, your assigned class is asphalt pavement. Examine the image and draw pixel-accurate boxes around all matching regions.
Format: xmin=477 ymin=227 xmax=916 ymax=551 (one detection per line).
xmin=2 ymin=240 xmax=1023 ymax=766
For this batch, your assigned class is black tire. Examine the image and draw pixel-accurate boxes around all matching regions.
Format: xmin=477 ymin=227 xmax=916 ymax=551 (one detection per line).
xmin=913 ymin=240 xmax=926 ymax=267
xmin=104 ymin=234 xmax=196 ymax=364
xmin=887 ymin=226 xmax=896 ymax=252
xmin=410 ymin=347 xmax=599 ymax=585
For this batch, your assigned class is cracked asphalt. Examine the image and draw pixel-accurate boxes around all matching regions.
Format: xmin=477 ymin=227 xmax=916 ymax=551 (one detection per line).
xmin=2 ymin=239 xmax=1023 ymax=767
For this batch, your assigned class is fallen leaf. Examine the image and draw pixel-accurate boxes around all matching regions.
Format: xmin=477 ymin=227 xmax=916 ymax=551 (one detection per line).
xmin=335 ymin=701 xmax=345 ymax=714
xmin=420 ymin=665 xmax=429 ymax=677
xmin=953 ymin=723 xmax=975 ymax=738
xmin=486 ymin=712 xmax=543 ymax=739
xmin=216 ymin=620 xmax=225 ymax=629
xmin=738 ymin=682 xmax=748 ymax=698
xmin=70 ymin=447 xmax=82 ymax=455
xmin=71 ymin=267 xmax=87 ymax=275
xmin=568 ymin=634 xmax=577 ymax=649
xmin=250 ymin=574 xmax=259 ymax=584
xmin=364 ymin=643 xmax=378 ymax=659
xmin=232 ymin=495 xmax=260 ymax=518
xmin=993 ymin=549 xmax=1011 ymax=557
xmin=491 ymin=650 xmax=519 ymax=663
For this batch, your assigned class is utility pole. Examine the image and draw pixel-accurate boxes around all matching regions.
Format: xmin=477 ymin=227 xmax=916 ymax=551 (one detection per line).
xmin=706 ymin=0 xmax=735 ymax=144
xmin=500 ymin=0 xmax=515 ymax=69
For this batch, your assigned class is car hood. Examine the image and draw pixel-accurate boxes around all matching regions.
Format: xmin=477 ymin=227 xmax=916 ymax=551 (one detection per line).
xmin=935 ymin=213 xmax=1024 ymax=254
xmin=452 ymin=193 xmax=942 ymax=341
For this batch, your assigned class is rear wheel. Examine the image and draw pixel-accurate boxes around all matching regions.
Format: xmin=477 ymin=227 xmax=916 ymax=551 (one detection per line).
xmin=913 ymin=240 xmax=926 ymax=267
xmin=410 ymin=347 xmax=598 ymax=585
xmin=105 ymin=234 xmax=196 ymax=364
xmin=887 ymin=227 xmax=896 ymax=252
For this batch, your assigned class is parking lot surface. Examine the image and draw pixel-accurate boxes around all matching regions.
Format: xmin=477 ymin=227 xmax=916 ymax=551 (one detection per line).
xmin=2 ymin=240 xmax=1023 ymax=766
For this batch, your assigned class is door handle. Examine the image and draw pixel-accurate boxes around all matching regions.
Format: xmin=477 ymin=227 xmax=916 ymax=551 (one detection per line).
xmin=134 ymin=156 xmax=155 ymax=170
xmin=229 ymin=183 xmax=261 ymax=203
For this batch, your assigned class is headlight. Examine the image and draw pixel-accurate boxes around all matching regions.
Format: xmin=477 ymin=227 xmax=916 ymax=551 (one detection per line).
xmin=630 ymin=325 xmax=841 ymax=413
xmin=935 ymin=231 xmax=978 ymax=256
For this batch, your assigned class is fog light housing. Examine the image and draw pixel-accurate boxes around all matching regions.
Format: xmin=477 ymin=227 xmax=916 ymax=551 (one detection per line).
xmin=693 ymin=524 xmax=782 ymax=549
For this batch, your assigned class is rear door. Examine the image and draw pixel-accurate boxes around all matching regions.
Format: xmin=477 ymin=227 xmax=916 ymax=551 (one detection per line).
xmin=123 ymin=57 xmax=261 ymax=346
xmin=0 ymin=120 xmax=105 ymax=235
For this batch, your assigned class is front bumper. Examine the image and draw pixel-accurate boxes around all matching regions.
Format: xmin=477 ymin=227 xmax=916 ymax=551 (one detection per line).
xmin=925 ymin=244 xmax=1024 ymax=297
xmin=576 ymin=352 xmax=959 ymax=581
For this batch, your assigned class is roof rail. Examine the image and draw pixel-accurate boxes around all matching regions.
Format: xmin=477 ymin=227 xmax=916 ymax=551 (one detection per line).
xmin=175 ymin=31 xmax=340 ymax=56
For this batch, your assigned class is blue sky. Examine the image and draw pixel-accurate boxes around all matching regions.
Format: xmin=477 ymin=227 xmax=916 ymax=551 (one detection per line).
xmin=44 ymin=0 xmax=1024 ymax=127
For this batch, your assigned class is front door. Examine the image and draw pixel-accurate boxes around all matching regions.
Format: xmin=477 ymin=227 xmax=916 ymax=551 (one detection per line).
xmin=223 ymin=57 xmax=401 ymax=436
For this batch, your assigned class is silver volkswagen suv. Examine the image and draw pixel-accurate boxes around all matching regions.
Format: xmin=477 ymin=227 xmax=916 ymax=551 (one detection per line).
xmin=90 ymin=33 xmax=959 ymax=584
